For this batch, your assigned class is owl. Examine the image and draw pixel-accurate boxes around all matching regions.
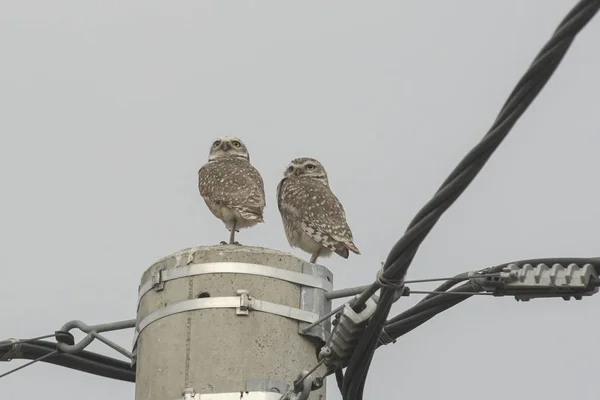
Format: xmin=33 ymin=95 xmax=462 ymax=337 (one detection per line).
xmin=198 ymin=137 xmax=266 ymax=245
xmin=276 ymin=157 xmax=360 ymax=264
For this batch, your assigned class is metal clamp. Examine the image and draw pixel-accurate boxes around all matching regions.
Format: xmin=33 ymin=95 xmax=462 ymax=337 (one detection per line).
xmin=237 ymin=290 xmax=250 ymax=315
xmin=57 ymin=319 xmax=135 ymax=360
xmin=0 ymin=338 xmax=21 ymax=362
xmin=281 ymin=372 xmax=313 ymax=400
xmin=150 ymin=267 xmax=166 ymax=292
xmin=138 ymin=262 xmax=333 ymax=303
xmin=133 ymin=290 xmax=321 ymax=348
xmin=298 ymin=263 xmax=333 ymax=344
xmin=177 ymin=388 xmax=285 ymax=400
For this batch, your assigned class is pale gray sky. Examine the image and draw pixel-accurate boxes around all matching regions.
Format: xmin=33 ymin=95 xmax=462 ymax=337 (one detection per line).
xmin=1 ymin=1 xmax=599 ymax=399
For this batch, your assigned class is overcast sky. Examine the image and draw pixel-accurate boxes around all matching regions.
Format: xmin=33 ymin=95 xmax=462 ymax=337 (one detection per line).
xmin=1 ymin=1 xmax=599 ymax=399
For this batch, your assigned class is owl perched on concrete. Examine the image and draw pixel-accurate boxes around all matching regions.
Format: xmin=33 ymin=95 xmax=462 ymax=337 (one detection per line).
xmin=276 ymin=157 xmax=360 ymax=264
xmin=198 ymin=137 xmax=266 ymax=245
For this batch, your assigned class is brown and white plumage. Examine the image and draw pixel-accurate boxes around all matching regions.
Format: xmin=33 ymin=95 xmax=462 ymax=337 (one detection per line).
xmin=277 ymin=157 xmax=360 ymax=264
xmin=198 ymin=136 xmax=266 ymax=245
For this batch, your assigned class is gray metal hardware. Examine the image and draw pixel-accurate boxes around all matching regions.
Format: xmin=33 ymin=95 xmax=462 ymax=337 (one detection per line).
xmin=133 ymin=292 xmax=321 ymax=348
xmin=138 ymin=262 xmax=333 ymax=303
xmin=177 ymin=391 xmax=284 ymax=399
xmin=324 ymin=296 xmax=378 ymax=366
xmin=0 ymin=339 xmax=20 ymax=362
xmin=280 ymin=371 xmax=313 ymax=400
xmin=150 ymin=267 xmax=166 ymax=292
xmin=237 ymin=289 xmax=250 ymax=315
xmin=475 ymin=262 xmax=599 ymax=301
xmin=56 ymin=319 xmax=135 ymax=359
xmin=298 ymin=262 xmax=333 ymax=344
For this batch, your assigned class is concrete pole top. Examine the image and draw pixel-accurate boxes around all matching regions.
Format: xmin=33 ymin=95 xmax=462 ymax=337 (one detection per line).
xmin=140 ymin=245 xmax=333 ymax=288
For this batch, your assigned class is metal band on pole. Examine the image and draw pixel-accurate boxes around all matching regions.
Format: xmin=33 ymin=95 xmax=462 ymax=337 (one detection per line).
xmin=138 ymin=262 xmax=332 ymax=303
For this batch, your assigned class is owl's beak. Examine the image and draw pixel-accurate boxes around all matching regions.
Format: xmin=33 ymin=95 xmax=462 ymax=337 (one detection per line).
xmin=294 ymin=169 xmax=301 ymax=176
xmin=221 ymin=142 xmax=230 ymax=151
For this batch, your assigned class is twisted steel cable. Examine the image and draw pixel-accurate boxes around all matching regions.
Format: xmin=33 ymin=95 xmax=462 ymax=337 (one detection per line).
xmin=341 ymin=2 xmax=600 ymax=399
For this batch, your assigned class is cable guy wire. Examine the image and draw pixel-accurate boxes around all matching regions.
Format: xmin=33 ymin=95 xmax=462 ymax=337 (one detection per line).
xmin=0 ymin=339 xmax=135 ymax=382
xmin=0 ymin=351 xmax=59 ymax=379
xmin=341 ymin=2 xmax=600 ymax=399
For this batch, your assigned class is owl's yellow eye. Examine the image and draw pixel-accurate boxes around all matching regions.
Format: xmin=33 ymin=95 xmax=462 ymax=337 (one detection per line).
xmin=232 ymin=141 xmax=241 ymax=147
xmin=213 ymin=141 xmax=221 ymax=148
xmin=305 ymin=164 xmax=315 ymax=170
xmin=287 ymin=166 xmax=294 ymax=173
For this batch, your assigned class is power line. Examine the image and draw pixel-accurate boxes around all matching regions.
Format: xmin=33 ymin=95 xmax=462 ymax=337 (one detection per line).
xmin=0 ymin=351 xmax=58 ymax=379
xmin=0 ymin=339 xmax=135 ymax=382
xmin=341 ymin=1 xmax=600 ymax=399
xmin=325 ymin=273 xmax=502 ymax=300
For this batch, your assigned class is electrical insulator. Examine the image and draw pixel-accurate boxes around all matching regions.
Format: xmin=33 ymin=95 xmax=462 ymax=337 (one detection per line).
xmin=475 ymin=263 xmax=599 ymax=301
xmin=320 ymin=297 xmax=377 ymax=367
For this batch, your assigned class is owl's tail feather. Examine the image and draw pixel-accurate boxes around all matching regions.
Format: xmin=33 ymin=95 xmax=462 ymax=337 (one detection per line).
xmin=333 ymin=241 xmax=360 ymax=259
xmin=334 ymin=247 xmax=350 ymax=259
xmin=345 ymin=241 xmax=360 ymax=255
xmin=235 ymin=207 xmax=264 ymax=223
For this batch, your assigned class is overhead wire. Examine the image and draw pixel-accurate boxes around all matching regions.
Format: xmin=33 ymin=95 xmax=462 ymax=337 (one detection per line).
xmin=313 ymin=257 xmax=600 ymax=377
xmin=385 ymin=257 xmax=600 ymax=337
xmin=0 ymin=339 xmax=135 ymax=382
xmin=0 ymin=351 xmax=59 ymax=379
xmin=2 ymin=1 xmax=600 ymax=395
xmin=340 ymin=1 xmax=600 ymax=399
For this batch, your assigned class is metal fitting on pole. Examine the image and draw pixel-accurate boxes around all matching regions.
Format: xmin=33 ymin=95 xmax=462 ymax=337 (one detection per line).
xmin=319 ymin=296 xmax=378 ymax=367
xmin=133 ymin=245 xmax=332 ymax=400
xmin=474 ymin=262 xmax=599 ymax=301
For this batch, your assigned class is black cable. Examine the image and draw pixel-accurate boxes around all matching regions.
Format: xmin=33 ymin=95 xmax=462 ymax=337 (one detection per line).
xmin=416 ymin=257 xmax=600 ymax=305
xmin=335 ymin=368 xmax=345 ymax=394
xmin=384 ymin=284 xmax=476 ymax=340
xmin=342 ymin=288 xmax=394 ymax=399
xmin=341 ymin=2 xmax=600 ymax=396
xmin=330 ymin=257 xmax=600 ymax=395
xmin=352 ymin=0 xmax=600 ymax=312
xmin=0 ymin=340 xmax=135 ymax=382
xmin=384 ymin=257 xmax=600 ymax=341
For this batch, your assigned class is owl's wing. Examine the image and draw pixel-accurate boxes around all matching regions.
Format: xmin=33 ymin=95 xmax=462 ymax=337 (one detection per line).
xmin=279 ymin=178 xmax=360 ymax=257
xmin=199 ymin=160 xmax=266 ymax=220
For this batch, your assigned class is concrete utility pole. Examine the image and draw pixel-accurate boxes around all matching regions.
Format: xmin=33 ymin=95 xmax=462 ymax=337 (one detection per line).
xmin=133 ymin=245 xmax=333 ymax=400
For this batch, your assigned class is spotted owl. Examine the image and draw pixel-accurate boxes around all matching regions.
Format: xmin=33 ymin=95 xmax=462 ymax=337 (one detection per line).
xmin=276 ymin=157 xmax=360 ymax=264
xmin=198 ymin=136 xmax=266 ymax=245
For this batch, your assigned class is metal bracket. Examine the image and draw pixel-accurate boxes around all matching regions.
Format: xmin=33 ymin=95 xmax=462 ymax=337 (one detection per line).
xmin=281 ymin=371 xmax=313 ymax=400
xmin=133 ymin=291 xmax=321 ymax=348
xmin=177 ymin=389 xmax=284 ymax=400
xmin=298 ymin=262 xmax=333 ymax=344
xmin=135 ymin=259 xmax=333 ymax=359
xmin=138 ymin=262 xmax=333 ymax=304
xmin=56 ymin=319 xmax=135 ymax=360
xmin=0 ymin=338 xmax=21 ymax=362
xmin=237 ymin=290 xmax=250 ymax=315
xmin=151 ymin=267 xmax=166 ymax=292
xmin=475 ymin=262 xmax=599 ymax=301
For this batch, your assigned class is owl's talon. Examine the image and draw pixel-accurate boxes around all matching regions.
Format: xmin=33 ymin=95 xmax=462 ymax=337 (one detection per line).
xmin=231 ymin=241 xmax=241 ymax=246
xmin=219 ymin=241 xmax=228 ymax=245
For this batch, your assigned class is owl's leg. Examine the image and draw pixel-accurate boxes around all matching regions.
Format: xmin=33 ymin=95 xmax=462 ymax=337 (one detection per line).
xmin=229 ymin=220 xmax=241 ymax=245
xmin=310 ymin=249 xmax=321 ymax=264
